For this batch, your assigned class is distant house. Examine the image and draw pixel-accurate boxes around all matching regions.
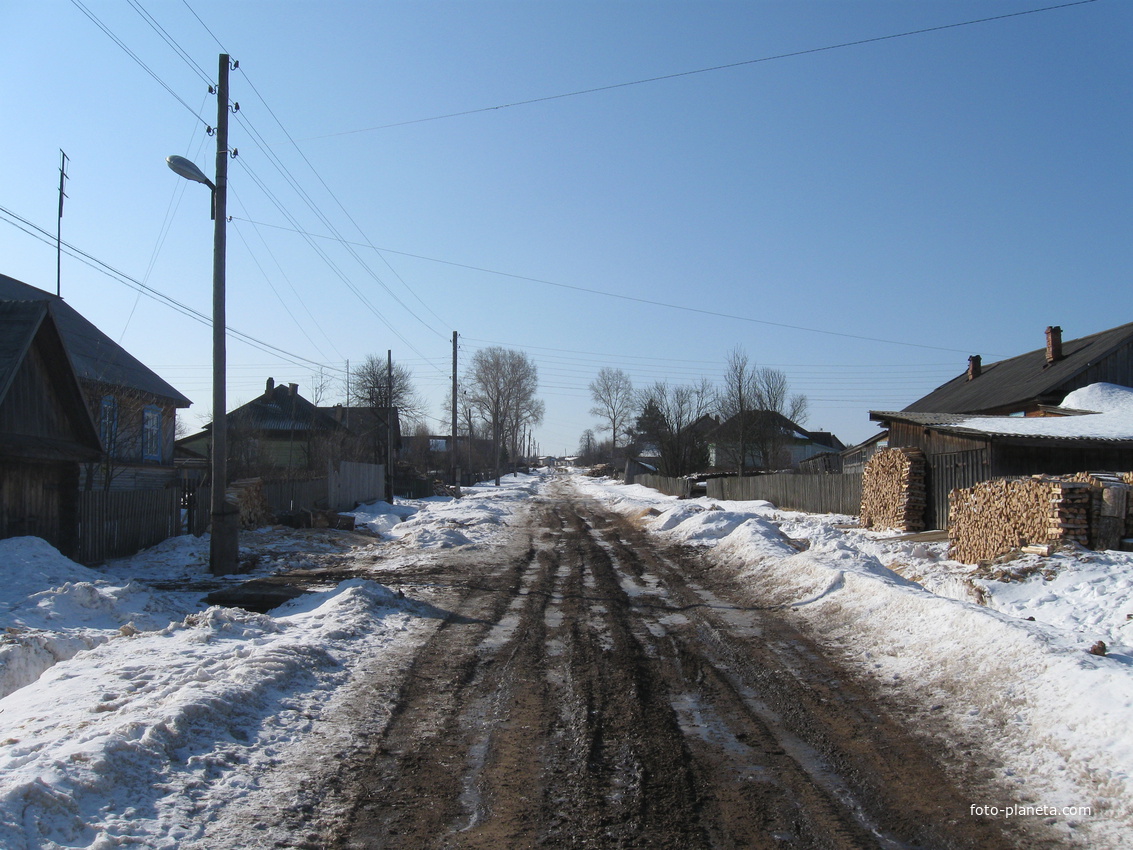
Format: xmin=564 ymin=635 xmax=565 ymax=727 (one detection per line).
xmin=0 ymin=301 xmax=102 ymax=555
xmin=709 ymin=411 xmax=845 ymax=472
xmin=179 ymin=378 xmax=351 ymax=477
xmin=0 ymin=273 xmax=191 ymax=490
xmin=319 ymin=404 xmax=403 ymax=467
xmin=870 ymin=322 xmax=1133 ymax=528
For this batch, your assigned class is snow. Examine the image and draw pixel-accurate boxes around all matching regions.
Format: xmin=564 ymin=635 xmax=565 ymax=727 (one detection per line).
xmin=0 ymin=474 xmax=538 ymax=849
xmin=574 ymin=473 xmax=1133 ymax=847
xmin=3 ymin=466 xmax=1133 ymax=846
xmin=956 ymin=382 xmax=1133 ymax=439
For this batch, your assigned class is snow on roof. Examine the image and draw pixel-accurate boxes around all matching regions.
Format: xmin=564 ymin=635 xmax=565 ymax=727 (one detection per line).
xmin=954 ymin=382 xmax=1133 ymax=440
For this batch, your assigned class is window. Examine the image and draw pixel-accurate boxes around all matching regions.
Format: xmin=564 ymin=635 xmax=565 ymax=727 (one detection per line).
xmin=142 ymin=405 xmax=162 ymax=462
xmin=99 ymin=396 xmax=118 ymax=456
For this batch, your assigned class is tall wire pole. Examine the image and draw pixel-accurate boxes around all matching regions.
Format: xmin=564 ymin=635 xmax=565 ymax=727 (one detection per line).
xmin=451 ymin=331 xmax=458 ymax=486
xmin=56 ymin=150 xmax=68 ymax=296
xmin=209 ymin=53 xmax=238 ymax=575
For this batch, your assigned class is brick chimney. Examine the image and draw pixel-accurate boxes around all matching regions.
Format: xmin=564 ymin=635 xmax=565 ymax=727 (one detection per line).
xmin=264 ymin=377 xmax=275 ymax=398
xmin=1045 ymin=326 xmax=1063 ymax=364
xmin=967 ymin=355 xmax=982 ymax=381
xmin=288 ymin=383 xmax=299 ymax=396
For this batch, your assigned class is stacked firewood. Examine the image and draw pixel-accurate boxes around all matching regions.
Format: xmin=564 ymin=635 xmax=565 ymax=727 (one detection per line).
xmin=1065 ymin=472 xmax=1132 ymax=547
xmin=227 ymin=478 xmax=274 ymax=530
xmin=948 ymin=476 xmax=1092 ymax=564
xmin=859 ymin=447 xmax=926 ymax=532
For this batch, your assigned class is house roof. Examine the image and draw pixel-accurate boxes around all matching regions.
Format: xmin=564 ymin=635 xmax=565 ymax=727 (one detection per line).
xmin=0 ymin=273 xmax=191 ymax=408
xmin=229 ymin=381 xmax=346 ymax=433
xmin=0 ymin=300 xmax=102 ymax=461
xmin=904 ymin=322 xmax=1133 ymax=414
xmin=874 ymin=383 xmax=1133 ymax=446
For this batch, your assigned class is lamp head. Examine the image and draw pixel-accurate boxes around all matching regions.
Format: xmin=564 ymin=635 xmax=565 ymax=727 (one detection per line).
xmin=166 ymin=155 xmax=215 ymax=191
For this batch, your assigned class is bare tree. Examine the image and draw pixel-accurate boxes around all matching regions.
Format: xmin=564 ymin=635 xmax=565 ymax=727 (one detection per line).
xmin=467 ymin=347 xmax=542 ymax=485
xmin=717 ymin=351 xmax=809 ymax=473
xmin=350 ymin=354 xmax=426 ymax=427
xmin=633 ymin=379 xmax=716 ymax=477
xmin=588 ymin=367 xmax=634 ymax=456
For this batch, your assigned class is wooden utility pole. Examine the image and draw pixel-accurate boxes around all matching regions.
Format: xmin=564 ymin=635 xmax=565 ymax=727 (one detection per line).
xmin=451 ymin=331 xmax=459 ymax=486
xmin=209 ymin=54 xmax=238 ymax=575
xmin=386 ymin=350 xmax=394 ymax=501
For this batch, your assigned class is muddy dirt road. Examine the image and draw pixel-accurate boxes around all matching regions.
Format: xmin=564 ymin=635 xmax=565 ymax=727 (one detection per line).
xmin=330 ymin=480 xmax=1030 ymax=849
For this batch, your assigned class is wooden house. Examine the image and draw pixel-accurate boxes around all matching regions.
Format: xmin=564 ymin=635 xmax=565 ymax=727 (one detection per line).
xmin=871 ymin=322 xmax=1133 ymax=528
xmin=0 ymin=301 xmax=102 ymax=556
xmin=179 ymin=378 xmax=353 ymax=477
xmin=709 ymin=411 xmax=845 ymax=472
xmin=0 ymin=274 xmax=191 ymax=490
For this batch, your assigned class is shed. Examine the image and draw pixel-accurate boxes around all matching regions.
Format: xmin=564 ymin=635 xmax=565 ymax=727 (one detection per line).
xmin=0 ymin=301 xmax=102 ymax=556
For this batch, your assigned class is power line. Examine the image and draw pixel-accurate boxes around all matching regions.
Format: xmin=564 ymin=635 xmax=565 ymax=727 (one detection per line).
xmin=230 ymin=216 xmax=982 ymax=355
xmin=0 ymin=204 xmax=343 ymax=374
xmin=67 ymin=0 xmax=210 ymax=127
xmin=296 ymin=0 xmax=1099 ymax=142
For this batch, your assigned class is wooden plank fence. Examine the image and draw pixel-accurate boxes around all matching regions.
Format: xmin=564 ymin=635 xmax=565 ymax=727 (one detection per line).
xmin=329 ymin=461 xmax=385 ymax=510
xmin=707 ymin=473 xmax=863 ymax=516
xmin=631 ymin=474 xmax=695 ymax=499
xmin=77 ymin=488 xmax=181 ymax=565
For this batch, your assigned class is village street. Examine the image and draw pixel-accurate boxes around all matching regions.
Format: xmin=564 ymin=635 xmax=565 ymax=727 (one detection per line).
xmin=316 ymin=478 xmax=1034 ymax=849
xmin=4 ymin=470 xmax=1130 ymax=849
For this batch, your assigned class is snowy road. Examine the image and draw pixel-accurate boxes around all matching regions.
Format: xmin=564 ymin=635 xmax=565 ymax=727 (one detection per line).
xmin=331 ymin=480 xmax=1033 ymax=849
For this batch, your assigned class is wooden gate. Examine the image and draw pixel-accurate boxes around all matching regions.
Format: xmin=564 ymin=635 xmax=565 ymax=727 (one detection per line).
xmin=929 ymin=449 xmax=990 ymax=529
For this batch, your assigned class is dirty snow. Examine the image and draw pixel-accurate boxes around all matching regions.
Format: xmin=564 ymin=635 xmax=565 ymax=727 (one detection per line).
xmin=3 ymin=467 xmax=1133 ymax=847
xmin=574 ymin=472 xmax=1133 ymax=848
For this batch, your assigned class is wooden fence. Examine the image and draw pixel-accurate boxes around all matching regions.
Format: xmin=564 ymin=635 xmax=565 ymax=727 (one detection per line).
xmin=77 ymin=488 xmax=181 ymax=565
xmin=707 ymin=473 xmax=863 ymax=516
xmin=631 ymin=474 xmax=695 ymax=499
xmin=329 ymin=461 xmax=385 ymax=510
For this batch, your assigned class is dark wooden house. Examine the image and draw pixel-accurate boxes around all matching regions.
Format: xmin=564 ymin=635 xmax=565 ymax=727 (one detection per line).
xmin=0 ymin=274 xmax=191 ymax=490
xmin=871 ymin=322 xmax=1133 ymax=528
xmin=0 ymin=301 xmax=102 ymax=556
xmin=179 ymin=378 xmax=353 ymax=477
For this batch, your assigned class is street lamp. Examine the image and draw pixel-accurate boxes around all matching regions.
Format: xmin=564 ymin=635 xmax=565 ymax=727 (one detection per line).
xmin=166 ymin=53 xmax=238 ymax=576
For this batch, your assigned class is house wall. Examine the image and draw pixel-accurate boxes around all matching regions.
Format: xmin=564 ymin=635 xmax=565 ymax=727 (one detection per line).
xmin=0 ymin=460 xmax=79 ymax=556
xmin=0 ymin=343 xmax=78 ymax=445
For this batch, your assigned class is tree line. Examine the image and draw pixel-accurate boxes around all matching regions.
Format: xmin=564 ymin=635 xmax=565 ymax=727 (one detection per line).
xmin=582 ymin=348 xmax=808 ymax=478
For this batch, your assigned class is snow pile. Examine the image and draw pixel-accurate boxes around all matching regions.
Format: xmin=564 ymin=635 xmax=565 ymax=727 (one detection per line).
xmin=575 ymin=472 xmax=1133 ymax=846
xmin=0 ymin=475 xmax=544 ymax=848
xmin=0 ymin=580 xmax=419 ymax=849
xmin=958 ymin=382 xmax=1133 ymax=439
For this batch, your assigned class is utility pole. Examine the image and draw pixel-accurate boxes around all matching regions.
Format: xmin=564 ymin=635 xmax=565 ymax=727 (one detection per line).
xmin=209 ymin=54 xmax=238 ymax=576
xmin=386 ymin=350 xmax=394 ymax=501
xmin=451 ymin=331 xmax=458 ymax=486
xmin=56 ymin=150 xmax=68 ymax=296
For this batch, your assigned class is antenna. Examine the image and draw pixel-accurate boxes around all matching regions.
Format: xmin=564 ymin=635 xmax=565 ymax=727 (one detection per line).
xmin=57 ymin=150 xmax=69 ymax=296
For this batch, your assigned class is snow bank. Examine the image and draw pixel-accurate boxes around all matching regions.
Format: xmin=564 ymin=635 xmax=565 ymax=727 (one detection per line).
xmin=0 ymin=579 xmax=419 ymax=849
xmin=577 ymin=472 xmax=1133 ymax=846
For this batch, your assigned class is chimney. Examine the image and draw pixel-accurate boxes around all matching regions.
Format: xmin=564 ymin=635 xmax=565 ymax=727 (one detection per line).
xmin=1045 ymin=326 xmax=1063 ymax=364
xmin=288 ymin=383 xmax=298 ymax=396
xmin=967 ymin=355 xmax=982 ymax=381
xmin=265 ymin=377 xmax=275 ymax=397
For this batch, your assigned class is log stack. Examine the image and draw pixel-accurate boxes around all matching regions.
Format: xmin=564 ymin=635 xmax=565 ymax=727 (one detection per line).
xmin=948 ymin=476 xmax=1092 ymax=564
xmin=860 ymin=447 xmax=926 ymax=532
xmin=227 ymin=478 xmax=274 ymax=530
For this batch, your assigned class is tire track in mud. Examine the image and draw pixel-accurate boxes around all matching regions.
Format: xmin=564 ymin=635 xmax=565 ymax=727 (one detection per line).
xmin=336 ymin=484 xmax=1028 ymax=849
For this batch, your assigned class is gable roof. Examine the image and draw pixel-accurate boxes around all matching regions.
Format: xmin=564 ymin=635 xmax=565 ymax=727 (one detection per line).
xmin=227 ymin=381 xmax=345 ymax=434
xmin=0 ymin=273 xmax=190 ymax=407
xmin=904 ymin=322 xmax=1133 ymax=414
xmin=0 ymin=300 xmax=102 ymax=461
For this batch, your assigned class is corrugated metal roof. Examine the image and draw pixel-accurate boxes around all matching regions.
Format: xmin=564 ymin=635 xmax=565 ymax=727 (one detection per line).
xmin=0 ymin=274 xmax=191 ymax=407
xmin=903 ymin=322 xmax=1133 ymax=414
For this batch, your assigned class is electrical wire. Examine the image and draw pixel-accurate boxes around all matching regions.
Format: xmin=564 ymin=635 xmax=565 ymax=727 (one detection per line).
xmin=296 ymin=0 xmax=1099 ymax=142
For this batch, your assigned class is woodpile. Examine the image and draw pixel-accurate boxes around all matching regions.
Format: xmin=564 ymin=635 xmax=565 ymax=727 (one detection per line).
xmin=860 ymin=448 xmax=926 ymax=532
xmin=948 ymin=476 xmax=1092 ymax=564
xmin=226 ymin=478 xmax=274 ymax=530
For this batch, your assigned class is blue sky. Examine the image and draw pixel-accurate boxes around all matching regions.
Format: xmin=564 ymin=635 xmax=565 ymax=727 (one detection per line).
xmin=2 ymin=0 xmax=1128 ymax=454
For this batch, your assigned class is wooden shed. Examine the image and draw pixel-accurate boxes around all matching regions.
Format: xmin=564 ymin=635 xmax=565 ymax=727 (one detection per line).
xmin=0 ymin=301 xmax=102 ymax=556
